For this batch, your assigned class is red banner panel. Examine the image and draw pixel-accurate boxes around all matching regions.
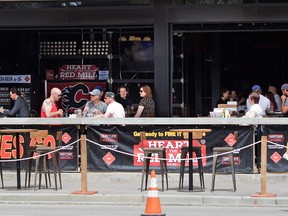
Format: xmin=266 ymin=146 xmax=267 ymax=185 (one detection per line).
xmin=58 ymin=64 xmax=99 ymax=81
xmin=47 ymin=81 xmax=106 ymax=113
xmin=0 ymin=126 xmax=78 ymax=171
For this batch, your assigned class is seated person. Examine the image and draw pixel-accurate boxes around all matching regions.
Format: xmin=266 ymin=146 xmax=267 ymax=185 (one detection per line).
xmin=215 ymin=88 xmax=230 ymax=108
xmin=115 ymin=85 xmax=134 ymax=112
xmin=83 ymin=89 xmax=107 ymax=116
xmin=96 ymin=92 xmax=125 ymax=118
xmin=246 ymin=85 xmax=270 ymax=115
xmin=281 ymin=83 xmax=288 ymax=116
xmin=134 ymin=85 xmax=155 ymax=117
xmin=93 ymin=85 xmax=105 ymax=101
xmin=0 ymin=87 xmax=30 ymax=117
xmin=243 ymin=92 xmax=264 ymax=118
xmin=265 ymin=91 xmax=277 ymax=112
xmin=230 ymin=90 xmax=246 ymax=106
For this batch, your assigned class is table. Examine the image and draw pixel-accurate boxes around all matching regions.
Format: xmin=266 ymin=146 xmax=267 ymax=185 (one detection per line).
xmin=170 ymin=128 xmax=212 ymax=191
xmin=266 ymin=112 xmax=284 ymax=118
xmin=125 ymin=111 xmax=136 ymax=117
xmin=0 ymin=128 xmax=38 ymax=189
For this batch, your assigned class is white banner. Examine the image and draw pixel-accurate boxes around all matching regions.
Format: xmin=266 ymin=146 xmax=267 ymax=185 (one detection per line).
xmin=0 ymin=75 xmax=31 ymax=84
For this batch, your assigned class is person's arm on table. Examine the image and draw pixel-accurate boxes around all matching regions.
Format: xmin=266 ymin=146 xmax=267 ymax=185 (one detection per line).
xmin=134 ymin=105 xmax=144 ymax=117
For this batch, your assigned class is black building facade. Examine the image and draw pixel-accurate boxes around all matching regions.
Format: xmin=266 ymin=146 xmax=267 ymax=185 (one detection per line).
xmin=0 ymin=0 xmax=288 ymax=116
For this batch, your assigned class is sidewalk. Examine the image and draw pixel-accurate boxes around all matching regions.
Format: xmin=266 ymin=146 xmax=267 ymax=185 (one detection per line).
xmin=0 ymin=171 xmax=288 ymax=206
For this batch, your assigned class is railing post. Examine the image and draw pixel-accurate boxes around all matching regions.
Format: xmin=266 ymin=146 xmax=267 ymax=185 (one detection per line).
xmin=251 ymin=136 xmax=276 ymax=197
xmin=71 ymin=133 xmax=97 ymax=195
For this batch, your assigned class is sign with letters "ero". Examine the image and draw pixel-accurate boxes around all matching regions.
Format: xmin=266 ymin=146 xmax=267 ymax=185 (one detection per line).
xmin=58 ymin=64 xmax=99 ymax=80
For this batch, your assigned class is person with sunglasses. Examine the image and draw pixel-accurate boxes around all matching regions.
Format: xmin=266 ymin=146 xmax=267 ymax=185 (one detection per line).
xmin=40 ymin=87 xmax=63 ymax=118
xmin=134 ymin=85 xmax=155 ymax=117
xmin=83 ymin=89 xmax=107 ymax=117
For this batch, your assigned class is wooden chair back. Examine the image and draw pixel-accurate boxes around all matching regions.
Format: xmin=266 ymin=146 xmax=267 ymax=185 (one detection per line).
xmin=30 ymin=130 xmax=49 ymax=139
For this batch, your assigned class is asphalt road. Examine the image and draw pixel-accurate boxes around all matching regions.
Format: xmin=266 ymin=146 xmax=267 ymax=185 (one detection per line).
xmin=0 ymin=204 xmax=288 ymax=216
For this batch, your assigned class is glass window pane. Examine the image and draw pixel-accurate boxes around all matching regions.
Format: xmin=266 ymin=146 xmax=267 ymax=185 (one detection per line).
xmin=258 ymin=0 xmax=288 ymax=2
xmin=170 ymin=0 xmax=258 ymax=4
xmin=0 ymin=0 xmax=152 ymax=9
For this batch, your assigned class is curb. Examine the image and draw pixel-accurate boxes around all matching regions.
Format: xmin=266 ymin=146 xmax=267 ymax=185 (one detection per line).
xmin=0 ymin=193 xmax=287 ymax=207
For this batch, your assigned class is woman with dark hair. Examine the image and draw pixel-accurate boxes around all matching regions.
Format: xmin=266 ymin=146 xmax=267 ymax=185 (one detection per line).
xmin=134 ymin=84 xmax=155 ymax=117
xmin=0 ymin=87 xmax=30 ymax=117
xmin=243 ymin=92 xmax=264 ymax=118
xmin=265 ymin=91 xmax=277 ymax=112
xmin=215 ymin=88 xmax=230 ymax=108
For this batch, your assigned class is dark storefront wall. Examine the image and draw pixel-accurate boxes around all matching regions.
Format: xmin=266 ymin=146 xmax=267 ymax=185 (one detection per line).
xmin=0 ymin=28 xmax=155 ymax=115
xmin=1 ymin=27 xmax=288 ymax=117
xmin=172 ymin=28 xmax=288 ymax=116
xmin=1 ymin=3 xmax=288 ymax=117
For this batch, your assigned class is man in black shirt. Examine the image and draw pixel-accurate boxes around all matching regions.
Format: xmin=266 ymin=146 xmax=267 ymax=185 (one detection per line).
xmin=115 ymin=85 xmax=134 ymax=112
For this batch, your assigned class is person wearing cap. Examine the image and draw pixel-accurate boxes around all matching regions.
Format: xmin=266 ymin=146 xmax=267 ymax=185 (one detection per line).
xmin=83 ymin=89 xmax=107 ymax=116
xmin=40 ymin=87 xmax=63 ymax=118
xmin=98 ymin=91 xmax=125 ymax=118
xmin=94 ymin=85 xmax=105 ymax=100
xmin=246 ymin=84 xmax=270 ymax=115
xmin=281 ymin=83 xmax=288 ymax=116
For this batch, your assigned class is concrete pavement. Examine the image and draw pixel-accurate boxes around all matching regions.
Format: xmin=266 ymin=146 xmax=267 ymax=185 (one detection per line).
xmin=0 ymin=171 xmax=288 ymax=206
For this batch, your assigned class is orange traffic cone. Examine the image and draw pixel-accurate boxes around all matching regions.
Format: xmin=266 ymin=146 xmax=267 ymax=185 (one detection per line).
xmin=141 ymin=170 xmax=166 ymax=216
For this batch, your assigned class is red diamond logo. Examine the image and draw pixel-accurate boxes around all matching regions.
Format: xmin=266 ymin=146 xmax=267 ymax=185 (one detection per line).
xmin=103 ymin=152 xmax=115 ymax=166
xmin=270 ymin=152 xmax=281 ymax=164
xmin=224 ymin=133 xmax=237 ymax=147
xmin=62 ymin=132 xmax=71 ymax=144
xmin=24 ymin=76 xmax=30 ymax=82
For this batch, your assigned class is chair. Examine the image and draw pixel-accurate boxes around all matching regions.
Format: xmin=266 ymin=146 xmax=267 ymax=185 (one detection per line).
xmin=211 ymin=131 xmax=238 ymax=192
xmin=140 ymin=131 xmax=168 ymax=192
xmin=25 ymin=130 xmax=49 ymax=188
xmin=25 ymin=130 xmax=62 ymax=190
xmin=179 ymin=146 xmax=205 ymax=191
xmin=34 ymin=146 xmax=62 ymax=191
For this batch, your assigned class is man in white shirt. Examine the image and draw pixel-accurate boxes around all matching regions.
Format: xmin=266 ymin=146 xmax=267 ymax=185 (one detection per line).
xmin=246 ymin=85 xmax=270 ymax=115
xmin=103 ymin=92 xmax=125 ymax=118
